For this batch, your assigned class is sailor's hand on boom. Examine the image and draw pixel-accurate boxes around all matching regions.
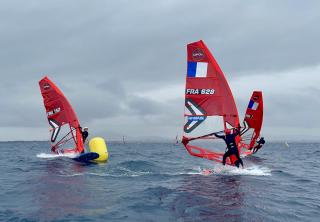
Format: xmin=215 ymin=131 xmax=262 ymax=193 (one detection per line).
xmin=182 ymin=136 xmax=189 ymax=145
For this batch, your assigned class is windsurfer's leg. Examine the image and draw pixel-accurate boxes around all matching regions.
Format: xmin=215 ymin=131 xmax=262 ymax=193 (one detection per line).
xmin=235 ymin=150 xmax=244 ymax=167
xmin=257 ymin=145 xmax=262 ymax=152
xmin=238 ymin=158 xmax=244 ymax=168
xmin=234 ymin=150 xmax=240 ymax=159
xmin=253 ymin=145 xmax=260 ymax=153
xmin=223 ymin=150 xmax=231 ymax=165
xmin=233 ymin=150 xmax=243 ymax=168
xmin=222 ymin=153 xmax=227 ymax=165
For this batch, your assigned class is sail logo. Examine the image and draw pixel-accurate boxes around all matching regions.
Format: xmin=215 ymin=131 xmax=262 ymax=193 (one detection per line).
xmin=43 ymin=83 xmax=51 ymax=90
xmin=48 ymin=119 xmax=60 ymax=142
xmin=188 ymin=116 xmax=205 ymax=121
xmin=47 ymin=107 xmax=61 ymax=116
xmin=192 ymin=48 xmax=205 ymax=61
xmin=184 ymin=99 xmax=207 ymax=133
xmin=186 ymin=88 xmax=215 ymax=95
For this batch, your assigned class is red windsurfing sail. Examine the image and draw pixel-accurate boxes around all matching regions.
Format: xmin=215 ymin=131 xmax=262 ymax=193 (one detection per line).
xmin=182 ymin=40 xmax=240 ymax=165
xmin=239 ymin=91 xmax=263 ymax=153
xmin=39 ymin=76 xmax=84 ymax=154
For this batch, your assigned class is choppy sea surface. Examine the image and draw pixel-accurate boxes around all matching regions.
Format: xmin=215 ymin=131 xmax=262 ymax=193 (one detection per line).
xmin=0 ymin=141 xmax=319 ymax=222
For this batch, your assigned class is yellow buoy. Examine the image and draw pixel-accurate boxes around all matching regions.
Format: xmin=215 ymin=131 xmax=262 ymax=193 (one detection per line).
xmin=89 ymin=137 xmax=109 ymax=162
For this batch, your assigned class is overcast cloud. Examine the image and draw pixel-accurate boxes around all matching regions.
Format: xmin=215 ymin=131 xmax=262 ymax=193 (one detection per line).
xmin=0 ymin=0 xmax=319 ymax=141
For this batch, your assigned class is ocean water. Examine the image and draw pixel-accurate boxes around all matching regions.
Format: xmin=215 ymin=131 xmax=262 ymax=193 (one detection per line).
xmin=0 ymin=141 xmax=319 ymax=222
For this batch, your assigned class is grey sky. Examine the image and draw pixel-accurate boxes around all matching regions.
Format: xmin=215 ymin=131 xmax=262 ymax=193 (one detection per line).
xmin=0 ymin=0 xmax=319 ymax=141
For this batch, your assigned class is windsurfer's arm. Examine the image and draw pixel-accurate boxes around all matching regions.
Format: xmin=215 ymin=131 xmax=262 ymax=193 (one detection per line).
xmin=182 ymin=136 xmax=189 ymax=145
xmin=213 ymin=132 xmax=224 ymax=139
xmin=182 ymin=132 xmax=217 ymax=144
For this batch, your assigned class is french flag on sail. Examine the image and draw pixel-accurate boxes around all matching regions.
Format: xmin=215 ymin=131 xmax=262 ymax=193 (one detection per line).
xmin=248 ymin=100 xmax=259 ymax=110
xmin=187 ymin=62 xmax=208 ymax=77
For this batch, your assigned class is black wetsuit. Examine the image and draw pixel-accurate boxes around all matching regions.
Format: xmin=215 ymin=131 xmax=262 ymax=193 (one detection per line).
xmin=82 ymin=131 xmax=88 ymax=143
xmin=253 ymin=138 xmax=265 ymax=153
xmin=214 ymin=129 xmax=243 ymax=168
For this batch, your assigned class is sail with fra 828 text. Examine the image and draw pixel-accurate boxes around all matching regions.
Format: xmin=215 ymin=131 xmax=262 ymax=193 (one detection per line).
xmin=182 ymin=40 xmax=241 ymax=165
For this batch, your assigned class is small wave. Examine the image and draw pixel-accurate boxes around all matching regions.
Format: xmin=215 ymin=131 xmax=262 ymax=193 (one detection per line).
xmin=184 ymin=166 xmax=206 ymax=175
xmin=36 ymin=152 xmax=77 ymax=159
xmin=115 ymin=166 xmax=152 ymax=177
xmin=271 ymin=169 xmax=293 ymax=177
xmin=60 ymin=170 xmax=152 ymax=178
xmin=60 ymin=172 xmax=112 ymax=178
xmin=294 ymin=178 xmax=313 ymax=183
xmin=60 ymin=173 xmax=85 ymax=177
xmin=312 ymin=150 xmax=320 ymax=154
xmin=201 ymin=165 xmax=271 ymax=176
xmin=118 ymin=160 xmax=156 ymax=171
xmin=151 ymin=166 xmax=205 ymax=176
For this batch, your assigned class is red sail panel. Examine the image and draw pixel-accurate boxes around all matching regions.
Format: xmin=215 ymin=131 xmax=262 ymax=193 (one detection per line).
xmin=240 ymin=91 xmax=264 ymax=151
xmin=39 ymin=76 xmax=84 ymax=153
xmin=186 ymin=41 xmax=239 ymax=124
xmin=183 ymin=40 xmax=240 ymax=165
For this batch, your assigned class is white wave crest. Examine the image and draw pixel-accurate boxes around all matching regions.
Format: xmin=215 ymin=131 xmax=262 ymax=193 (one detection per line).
xmin=202 ymin=165 xmax=271 ymax=176
xmin=36 ymin=152 xmax=78 ymax=159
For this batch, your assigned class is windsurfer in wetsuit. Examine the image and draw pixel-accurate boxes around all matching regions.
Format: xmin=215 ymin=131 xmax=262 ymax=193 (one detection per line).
xmin=81 ymin=127 xmax=89 ymax=143
xmin=252 ymin=137 xmax=265 ymax=153
xmin=213 ymin=128 xmax=244 ymax=168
